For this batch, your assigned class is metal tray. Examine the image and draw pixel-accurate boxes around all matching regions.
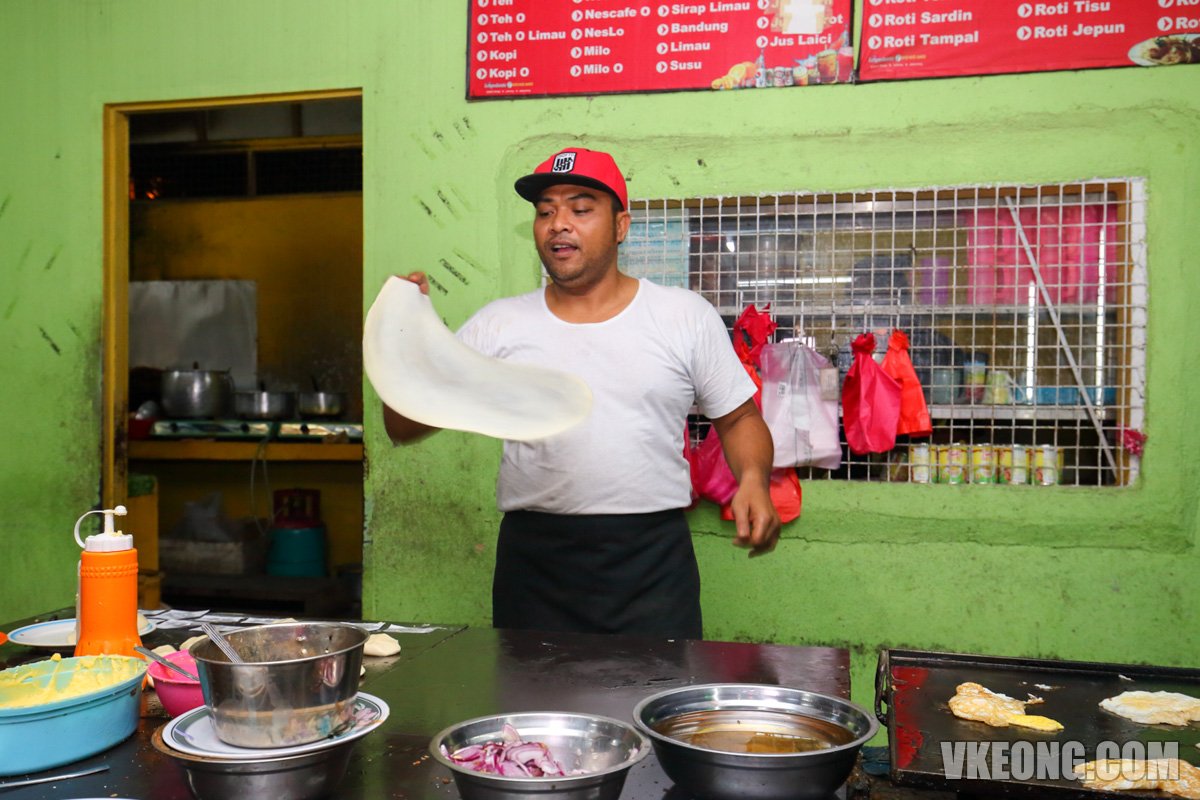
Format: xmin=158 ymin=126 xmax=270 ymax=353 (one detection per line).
xmin=874 ymin=648 xmax=1200 ymax=798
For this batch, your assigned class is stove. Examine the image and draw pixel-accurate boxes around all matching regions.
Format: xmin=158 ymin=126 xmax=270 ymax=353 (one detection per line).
xmin=151 ymin=420 xmax=362 ymax=441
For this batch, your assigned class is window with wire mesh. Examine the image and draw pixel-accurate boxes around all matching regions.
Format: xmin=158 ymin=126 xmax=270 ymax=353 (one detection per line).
xmin=621 ymin=180 xmax=1146 ymax=487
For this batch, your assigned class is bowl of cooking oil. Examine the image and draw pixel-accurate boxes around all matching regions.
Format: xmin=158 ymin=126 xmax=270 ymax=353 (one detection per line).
xmin=632 ymin=683 xmax=877 ymax=800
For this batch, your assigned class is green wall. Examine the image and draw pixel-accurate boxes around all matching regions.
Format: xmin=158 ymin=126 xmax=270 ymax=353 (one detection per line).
xmin=1 ymin=2 xmax=1196 ymax=723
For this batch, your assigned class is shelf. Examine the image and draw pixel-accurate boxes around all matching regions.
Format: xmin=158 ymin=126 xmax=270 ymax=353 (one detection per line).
xmin=129 ymin=440 xmax=363 ymax=462
xmin=716 ymin=303 xmax=1110 ymax=318
xmin=928 ymin=404 xmax=1111 ymax=422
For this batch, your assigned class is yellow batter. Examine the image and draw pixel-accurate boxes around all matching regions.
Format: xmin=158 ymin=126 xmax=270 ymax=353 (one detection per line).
xmin=0 ymin=653 xmax=144 ymax=709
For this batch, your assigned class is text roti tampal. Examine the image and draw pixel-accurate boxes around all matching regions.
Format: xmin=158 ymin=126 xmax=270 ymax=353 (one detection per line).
xmin=363 ymin=278 xmax=593 ymax=441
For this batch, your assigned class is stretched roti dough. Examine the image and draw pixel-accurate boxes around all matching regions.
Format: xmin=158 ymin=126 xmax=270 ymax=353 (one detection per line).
xmin=363 ymin=277 xmax=592 ymax=441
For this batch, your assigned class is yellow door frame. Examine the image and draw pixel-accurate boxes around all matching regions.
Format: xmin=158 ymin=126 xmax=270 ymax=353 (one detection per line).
xmin=101 ymin=88 xmax=362 ymax=507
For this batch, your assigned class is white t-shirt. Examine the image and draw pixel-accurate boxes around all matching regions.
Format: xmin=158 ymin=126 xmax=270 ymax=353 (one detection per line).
xmin=456 ymin=278 xmax=756 ymax=514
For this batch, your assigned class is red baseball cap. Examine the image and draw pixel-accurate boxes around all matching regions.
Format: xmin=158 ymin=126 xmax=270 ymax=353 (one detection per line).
xmin=514 ymin=147 xmax=628 ymax=211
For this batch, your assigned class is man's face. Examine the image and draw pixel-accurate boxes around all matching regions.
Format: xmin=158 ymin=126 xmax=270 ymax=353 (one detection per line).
xmin=533 ymin=183 xmax=631 ymax=291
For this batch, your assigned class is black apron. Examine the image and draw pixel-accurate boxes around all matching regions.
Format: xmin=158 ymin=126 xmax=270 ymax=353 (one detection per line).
xmin=492 ymin=508 xmax=702 ymax=639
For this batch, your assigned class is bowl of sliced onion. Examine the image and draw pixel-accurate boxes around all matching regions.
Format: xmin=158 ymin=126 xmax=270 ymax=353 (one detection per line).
xmin=430 ymin=711 xmax=649 ymax=800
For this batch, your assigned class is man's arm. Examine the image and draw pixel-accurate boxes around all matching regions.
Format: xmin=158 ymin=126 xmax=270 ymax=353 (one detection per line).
xmin=383 ymin=404 xmax=438 ymax=444
xmin=709 ymin=399 xmax=781 ymax=556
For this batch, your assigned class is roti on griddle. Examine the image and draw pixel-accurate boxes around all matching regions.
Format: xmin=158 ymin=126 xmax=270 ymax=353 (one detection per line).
xmin=1074 ymin=758 xmax=1200 ymax=800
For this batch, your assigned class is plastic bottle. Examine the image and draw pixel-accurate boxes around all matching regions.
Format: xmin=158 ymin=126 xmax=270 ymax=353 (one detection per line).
xmin=73 ymin=505 xmax=142 ymax=658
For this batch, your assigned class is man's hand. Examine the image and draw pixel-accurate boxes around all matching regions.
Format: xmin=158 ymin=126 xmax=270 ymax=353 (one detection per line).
xmin=727 ymin=470 xmax=781 ymax=556
xmin=710 ymin=399 xmax=782 ymax=557
xmin=401 ymin=271 xmax=430 ymax=294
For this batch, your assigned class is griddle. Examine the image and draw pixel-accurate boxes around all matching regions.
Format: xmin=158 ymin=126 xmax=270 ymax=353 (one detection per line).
xmin=874 ymin=648 xmax=1200 ymax=798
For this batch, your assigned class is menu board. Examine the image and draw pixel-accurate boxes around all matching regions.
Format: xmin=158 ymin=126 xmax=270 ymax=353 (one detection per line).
xmin=859 ymin=0 xmax=1200 ymax=81
xmin=468 ymin=0 xmax=853 ymax=99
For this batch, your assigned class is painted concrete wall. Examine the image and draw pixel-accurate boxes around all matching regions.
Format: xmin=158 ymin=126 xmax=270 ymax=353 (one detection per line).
xmin=1 ymin=2 xmax=1196 ymax=721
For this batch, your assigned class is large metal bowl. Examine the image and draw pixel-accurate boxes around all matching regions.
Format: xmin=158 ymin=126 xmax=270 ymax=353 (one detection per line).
xmin=151 ymin=725 xmax=355 ymax=800
xmin=430 ymin=711 xmax=650 ymax=800
xmin=190 ymin=622 xmax=367 ymax=749
xmin=633 ymin=684 xmax=878 ymax=800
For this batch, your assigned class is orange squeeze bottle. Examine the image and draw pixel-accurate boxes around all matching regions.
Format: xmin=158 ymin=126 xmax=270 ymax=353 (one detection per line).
xmin=73 ymin=505 xmax=143 ymax=658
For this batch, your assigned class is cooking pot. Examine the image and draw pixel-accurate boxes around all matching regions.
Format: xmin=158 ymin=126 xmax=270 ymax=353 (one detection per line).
xmin=297 ymin=391 xmax=345 ymax=419
xmin=161 ymin=366 xmax=234 ymax=419
xmin=234 ymin=390 xmax=295 ymax=420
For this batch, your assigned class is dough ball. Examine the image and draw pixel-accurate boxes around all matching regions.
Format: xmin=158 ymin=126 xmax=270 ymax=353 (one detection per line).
xmin=363 ymin=633 xmax=401 ymax=657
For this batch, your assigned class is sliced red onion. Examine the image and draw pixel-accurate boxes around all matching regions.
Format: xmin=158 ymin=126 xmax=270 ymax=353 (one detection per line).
xmin=443 ymin=725 xmax=570 ymax=777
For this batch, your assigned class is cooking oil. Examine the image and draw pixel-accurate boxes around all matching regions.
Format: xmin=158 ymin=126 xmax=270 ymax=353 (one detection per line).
xmin=654 ymin=709 xmax=853 ymax=754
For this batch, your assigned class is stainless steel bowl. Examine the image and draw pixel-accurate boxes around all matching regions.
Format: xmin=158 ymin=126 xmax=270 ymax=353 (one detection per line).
xmin=234 ymin=390 xmax=295 ymax=420
xmin=430 ymin=711 xmax=649 ymax=800
xmin=633 ymin=684 xmax=878 ymax=800
xmin=189 ymin=622 xmax=367 ymax=749
xmin=151 ymin=725 xmax=355 ymax=800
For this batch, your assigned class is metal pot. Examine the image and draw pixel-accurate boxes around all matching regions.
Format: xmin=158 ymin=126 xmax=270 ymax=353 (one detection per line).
xmin=189 ymin=622 xmax=368 ymax=749
xmin=297 ymin=391 xmax=345 ymax=419
xmin=234 ymin=390 xmax=295 ymax=420
xmin=160 ymin=366 xmax=234 ymax=419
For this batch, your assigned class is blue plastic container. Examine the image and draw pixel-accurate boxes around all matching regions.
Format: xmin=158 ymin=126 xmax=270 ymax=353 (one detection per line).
xmin=267 ymin=525 xmax=327 ymax=578
xmin=0 ymin=655 xmax=146 ymax=776
xmin=1034 ymin=386 xmax=1117 ymax=405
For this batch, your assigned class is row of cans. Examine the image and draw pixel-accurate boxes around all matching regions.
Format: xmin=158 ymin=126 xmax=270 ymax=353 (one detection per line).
xmin=908 ymin=444 xmax=1064 ymax=485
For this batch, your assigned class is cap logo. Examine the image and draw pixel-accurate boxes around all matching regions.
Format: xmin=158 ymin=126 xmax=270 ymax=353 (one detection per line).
xmin=551 ymin=152 xmax=577 ymax=173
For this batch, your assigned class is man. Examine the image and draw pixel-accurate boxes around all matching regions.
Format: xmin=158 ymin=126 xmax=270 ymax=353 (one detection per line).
xmin=384 ymin=147 xmax=780 ymax=638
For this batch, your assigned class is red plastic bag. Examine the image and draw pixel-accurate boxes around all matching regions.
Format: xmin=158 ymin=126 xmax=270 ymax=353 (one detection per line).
xmin=881 ymin=330 xmax=932 ymax=438
xmin=841 ymin=332 xmax=901 ymax=454
xmin=721 ymin=468 xmax=803 ymax=524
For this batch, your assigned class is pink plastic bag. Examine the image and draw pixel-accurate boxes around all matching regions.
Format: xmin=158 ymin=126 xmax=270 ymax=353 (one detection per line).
xmin=842 ymin=333 xmax=901 ymax=455
xmin=688 ymin=424 xmax=739 ymax=506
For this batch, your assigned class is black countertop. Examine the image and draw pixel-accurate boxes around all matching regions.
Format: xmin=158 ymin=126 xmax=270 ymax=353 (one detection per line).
xmin=0 ymin=611 xmax=874 ymax=800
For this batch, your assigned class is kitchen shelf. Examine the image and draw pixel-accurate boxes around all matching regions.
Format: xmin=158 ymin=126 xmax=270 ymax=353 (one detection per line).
xmin=928 ymin=404 xmax=1109 ymax=422
xmin=715 ymin=303 xmax=1108 ymax=318
xmin=129 ymin=440 xmax=362 ymax=462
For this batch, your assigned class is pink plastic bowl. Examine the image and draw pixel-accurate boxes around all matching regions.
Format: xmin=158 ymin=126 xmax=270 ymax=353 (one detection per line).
xmin=147 ymin=650 xmax=204 ymax=718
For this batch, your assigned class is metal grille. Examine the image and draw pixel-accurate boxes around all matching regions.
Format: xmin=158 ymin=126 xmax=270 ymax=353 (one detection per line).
xmin=622 ymin=181 xmax=1147 ymax=487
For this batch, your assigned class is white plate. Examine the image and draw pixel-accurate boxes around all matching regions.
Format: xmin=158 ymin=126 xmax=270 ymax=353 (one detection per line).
xmin=163 ymin=692 xmax=388 ymax=760
xmin=1128 ymin=34 xmax=1200 ymax=66
xmin=7 ymin=617 xmax=156 ymax=650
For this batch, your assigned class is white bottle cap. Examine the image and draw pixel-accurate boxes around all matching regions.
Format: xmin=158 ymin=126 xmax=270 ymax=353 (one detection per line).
xmin=74 ymin=505 xmax=133 ymax=551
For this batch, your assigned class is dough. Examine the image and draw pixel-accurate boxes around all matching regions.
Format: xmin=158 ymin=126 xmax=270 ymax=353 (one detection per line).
xmin=179 ymin=635 xmax=206 ymax=652
xmin=364 ymin=633 xmax=401 ymax=657
xmin=363 ymin=277 xmax=592 ymax=441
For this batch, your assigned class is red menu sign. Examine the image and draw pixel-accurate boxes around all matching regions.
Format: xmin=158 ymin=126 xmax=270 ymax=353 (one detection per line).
xmin=468 ymin=0 xmax=853 ymax=99
xmin=859 ymin=0 xmax=1200 ymax=81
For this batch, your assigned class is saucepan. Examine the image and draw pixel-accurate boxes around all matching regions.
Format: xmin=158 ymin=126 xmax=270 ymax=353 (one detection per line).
xmin=234 ymin=387 xmax=295 ymax=420
xmin=298 ymin=378 xmax=346 ymax=419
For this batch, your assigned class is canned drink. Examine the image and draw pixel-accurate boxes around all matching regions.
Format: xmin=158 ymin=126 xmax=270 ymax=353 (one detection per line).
xmin=938 ymin=444 xmax=967 ymax=485
xmin=909 ymin=444 xmax=931 ymax=484
xmin=970 ymin=445 xmax=995 ymax=484
xmin=997 ymin=445 xmax=1029 ymax=485
xmin=1034 ymin=445 xmax=1059 ymax=485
